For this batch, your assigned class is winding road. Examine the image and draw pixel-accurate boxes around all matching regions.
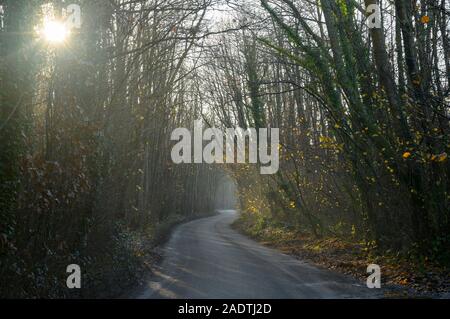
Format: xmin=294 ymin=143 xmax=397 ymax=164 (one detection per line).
xmin=134 ymin=210 xmax=381 ymax=299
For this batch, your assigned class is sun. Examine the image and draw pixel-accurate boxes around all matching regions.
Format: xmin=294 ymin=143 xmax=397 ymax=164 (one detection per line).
xmin=41 ymin=20 xmax=70 ymax=44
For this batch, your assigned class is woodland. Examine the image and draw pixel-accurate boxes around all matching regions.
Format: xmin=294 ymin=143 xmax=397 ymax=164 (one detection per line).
xmin=0 ymin=0 xmax=448 ymax=297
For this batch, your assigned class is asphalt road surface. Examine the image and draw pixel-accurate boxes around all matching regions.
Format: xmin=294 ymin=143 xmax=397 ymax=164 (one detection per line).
xmin=134 ymin=210 xmax=381 ymax=299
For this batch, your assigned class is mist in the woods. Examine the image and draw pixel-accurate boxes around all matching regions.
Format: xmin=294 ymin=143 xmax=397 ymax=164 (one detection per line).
xmin=0 ymin=0 xmax=449 ymax=299
xmin=214 ymin=176 xmax=238 ymax=210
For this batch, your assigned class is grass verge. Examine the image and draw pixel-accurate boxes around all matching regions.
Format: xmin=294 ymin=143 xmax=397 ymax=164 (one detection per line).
xmin=233 ymin=213 xmax=450 ymax=299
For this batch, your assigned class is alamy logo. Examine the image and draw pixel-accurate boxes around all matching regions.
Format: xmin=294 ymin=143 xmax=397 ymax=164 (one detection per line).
xmin=366 ymin=4 xmax=381 ymax=29
xmin=66 ymin=264 xmax=81 ymax=289
xmin=171 ymin=120 xmax=280 ymax=175
xmin=64 ymin=4 xmax=82 ymax=30
xmin=367 ymin=264 xmax=381 ymax=289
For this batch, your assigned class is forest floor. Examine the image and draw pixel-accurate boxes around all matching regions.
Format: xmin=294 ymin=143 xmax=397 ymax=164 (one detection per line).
xmin=233 ymin=216 xmax=450 ymax=299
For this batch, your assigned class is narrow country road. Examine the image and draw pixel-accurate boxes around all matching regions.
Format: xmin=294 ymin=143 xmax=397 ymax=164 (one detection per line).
xmin=134 ymin=210 xmax=381 ymax=299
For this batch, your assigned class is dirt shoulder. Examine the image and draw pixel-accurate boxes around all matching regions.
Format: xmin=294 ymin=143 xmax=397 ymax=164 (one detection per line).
xmin=232 ymin=216 xmax=450 ymax=299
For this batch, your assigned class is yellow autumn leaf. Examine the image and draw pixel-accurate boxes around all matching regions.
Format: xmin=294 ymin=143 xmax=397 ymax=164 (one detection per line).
xmin=421 ymin=15 xmax=430 ymax=24
xmin=439 ymin=153 xmax=448 ymax=162
xmin=402 ymin=152 xmax=412 ymax=159
xmin=433 ymin=152 xmax=448 ymax=163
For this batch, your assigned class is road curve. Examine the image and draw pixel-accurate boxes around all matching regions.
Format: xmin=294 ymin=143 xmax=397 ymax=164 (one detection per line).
xmin=134 ymin=210 xmax=381 ymax=299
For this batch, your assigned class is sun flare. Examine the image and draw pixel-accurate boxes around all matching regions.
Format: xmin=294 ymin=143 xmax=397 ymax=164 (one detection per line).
xmin=41 ymin=20 xmax=70 ymax=43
